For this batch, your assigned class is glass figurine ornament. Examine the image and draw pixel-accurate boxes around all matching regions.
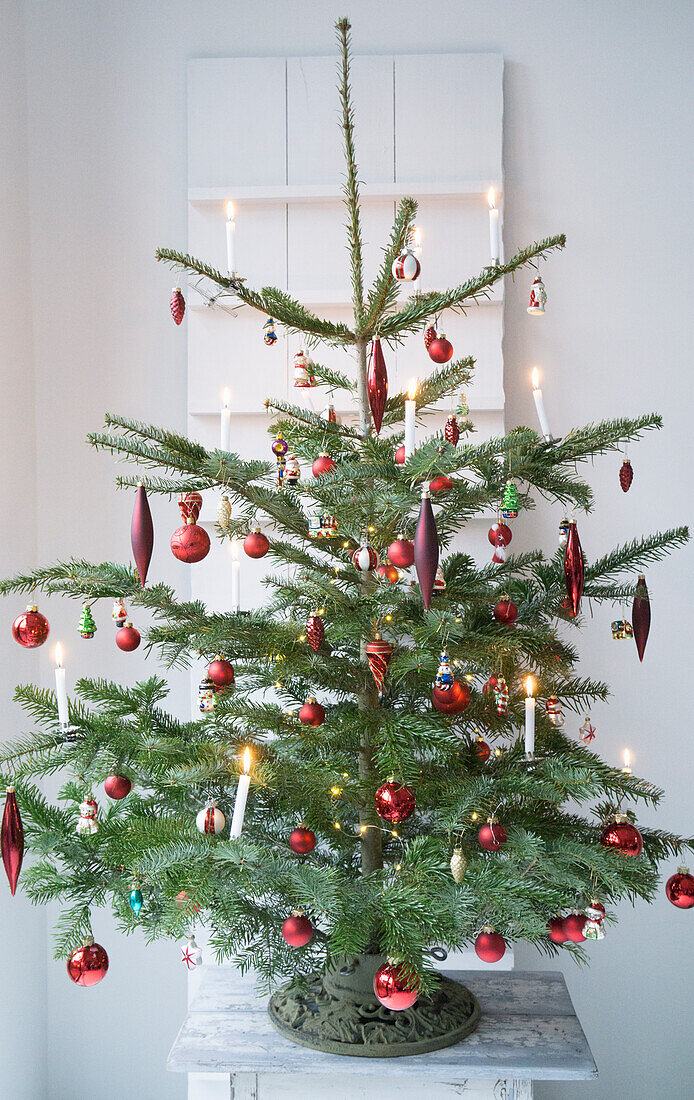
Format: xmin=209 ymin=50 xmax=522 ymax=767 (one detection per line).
xmin=263 ymin=317 xmax=278 ymax=345
xmin=611 ymin=619 xmax=633 ymax=640
xmin=527 ymin=273 xmax=547 ymax=314
xmin=76 ymin=795 xmax=99 ymax=835
xmin=293 ymin=349 xmax=316 ymax=388
xmin=434 ymin=651 xmax=455 ymax=691
xmin=198 ymin=676 xmax=219 ymax=713
xmin=112 ymin=597 xmax=127 ymax=628
xmin=500 ymin=480 xmax=520 ymax=519
xmin=579 ymin=715 xmax=596 ymax=744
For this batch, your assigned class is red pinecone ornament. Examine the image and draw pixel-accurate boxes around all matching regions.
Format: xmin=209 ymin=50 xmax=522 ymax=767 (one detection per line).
xmin=299 ymin=697 xmax=325 ymax=726
xmin=475 ymin=927 xmax=506 ymax=963
xmin=387 ymin=537 xmax=414 ymax=568
xmin=563 ymin=913 xmax=587 ymax=942
xmin=373 ymin=962 xmax=419 ymax=1011
xmin=312 ymin=453 xmax=336 ymax=478
xmin=619 ymin=459 xmax=633 ymax=492
xmin=67 ymin=938 xmax=109 ymax=986
xmin=444 ymin=415 xmax=460 ymax=446
xmin=170 ymin=287 xmax=185 ymax=325
xmin=665 ymin=867 xmax=694 ymax=909
xmin=478 ymin=820 xmax=507 ymax=852
xmin=601 ymin=815 xmax=643 ymax=857
xmin=2 ymin=787 xmax=24 ymax=895
xmin=208 ymin=657 xmax=235 ymax=688
xmin=493 ymin=599 xmax=518 ymax=625
xmin=423 ymin=325 xmax=436 ymax=350
xmin=282 ymin=911 xmax=313 ymax=947
xmin=432 ymin=681 xmax=471 ymax=714
xmin=305 ymin=613 xmax=324 ymax=652
xmin=289 ymin=827 xmax=317 ymax=855
xmin=243 ymin=530 xmax=270 ymax=559
xmin=116 ymin=622 xmax=140 ymax=651
xmin=375 ymin=780 xmax=416 ymax=823
xmin=547 ymin=916 xmax=568 ymax=944
xmin=104 ymin=775 xmax=132 ymax=800
xmin=12 ymin=605 xmax=50 ymax=648
xmin=427 ymin=333 xmax=453 ymax=364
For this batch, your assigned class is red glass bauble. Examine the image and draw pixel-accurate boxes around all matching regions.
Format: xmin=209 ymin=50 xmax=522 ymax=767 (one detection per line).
xmin=104 ymin=775 xmax=132 ymax=800
xmin=375 ymin=781 xmax=416 ymax=824
xmin=387 ymin=538 xmax=415 ymax=569
xmin=488 ymin=522 xmax=512 ymax=547
xmin=601 ymin=817 xmax=643 ymax=857
xmin=547 ymin=916 xmax=568 ymax=944
xmin=243 ymin=531 xmax=270 ymax=559
xmin=563 ymin=913 xmax=587 ymax=942
xmin=208 ymin=658 xmax=235 ymax=688
xmin=395 ymin=445 xmax=406 ymax=465
xmin=478 ymin=821 xmax=507 ymax=852
xmin=376 ymin=563 xmax=400 ymax=584
xmin=116 ymin=623 xmax=141 ymax=651
xmin=171 ymin=522 xmax=210 ymax=563
xmin=373 ymin=962 xmax=419 ymax=1011
xmin=474 ymin=738 xmax=491 ymax=762
xmin=312 ymin=453 xmax=336 ymax=478
xmin=66 ymin=940 xmax=109 ymax=986
xmin=432 ymin=681 xmax=471 ymax=715
xmin=429 ymin=475 xmax=452 ymax=495
xmin=493 ymin=599 xmax=518 ymax=625
xmin=281 ymin=912 xmax=313 ymax=947
xmin=427 ymin=335 xmax=454 ymax=364
xmin=289 ymin=827 xmax=316 ymax=855
xmin=299 ymin=698 xmax=325 ymax=726
xmin=665 ymin=867 xmax=694 ymax=909
xmin=12 ymin=606 xmax=50 ymax=648
xmin=474 ymin=929 xmax=506 ymax=963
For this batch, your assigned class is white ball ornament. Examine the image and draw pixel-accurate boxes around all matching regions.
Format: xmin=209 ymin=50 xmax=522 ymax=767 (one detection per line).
xmin=391 ymin=247 xmax=421 ymax=282
xmin=196 ymin=797 xmax=226 ymax=835
xmin=351 ymin=543 xmax=379 ymax=572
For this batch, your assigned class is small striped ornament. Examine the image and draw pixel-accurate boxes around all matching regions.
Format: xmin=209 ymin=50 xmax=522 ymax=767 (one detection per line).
xmin=351 ymin=543 xmax=379 ymax=572
xmin=391 ymin=247 xmax=421 ymax=282
xmin=196 ymin=798 xmax=226 ymax=835
xmin=170 ymin=287 xmax=185 ymax=325
xmin=365 ymin=635 xmax=394 ymax=694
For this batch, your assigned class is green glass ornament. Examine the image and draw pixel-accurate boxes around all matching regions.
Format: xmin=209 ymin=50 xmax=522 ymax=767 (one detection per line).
xmin=129 ymin=887 xmax=143 ymax=916
xmin=78 ymin=603 xmax=97 ymax=639
xmin=500 ymin=480 xmax=520 ymax=520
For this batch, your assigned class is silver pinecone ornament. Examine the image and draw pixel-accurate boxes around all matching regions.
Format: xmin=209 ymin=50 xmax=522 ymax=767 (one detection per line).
xmin=217 ymin=495 xmax=231 ymax=532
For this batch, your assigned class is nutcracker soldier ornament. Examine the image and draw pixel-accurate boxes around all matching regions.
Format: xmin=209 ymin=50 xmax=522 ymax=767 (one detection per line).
xmin=527 ymin=273 xmax=547 ymax=314
xmin=434 ymin=651 xmax=455 ymax=691
xmin=558 ymin=517 xmax=570 ymax=548
xmin=263 ymin=317 xmax=278 ymax=345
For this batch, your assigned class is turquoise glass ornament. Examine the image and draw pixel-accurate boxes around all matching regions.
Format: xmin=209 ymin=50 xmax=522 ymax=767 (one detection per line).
xmin=129 ymin=887 xmax=143 ymax=916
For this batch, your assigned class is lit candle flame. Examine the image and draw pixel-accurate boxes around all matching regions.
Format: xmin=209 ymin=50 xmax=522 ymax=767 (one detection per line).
xmin=623 ymin=749 xmax=631 ymax=771
xmin=226 ymin=200 xmax=235 ymax=220
xmin=55 ymin=643 xmax=63 ymax=668
xmin=531 ymin=367 xmax=540 ymax=390
xmin=223 ymin=387 xmax=230 ymax=408
xmin=413 ymin=226 xmax=422 ymax=249
xmin=524 ymin=675 xmax=535 ymax=697
xmin=487 ymin=187 xmax=496 ymax=209
xmin=230 ymin=540 xmax=240 ymax=561
xmin=242 ymin=747 xmax=251 ymax=774
xmin=407 ymin=378 xmax=418 ymax=401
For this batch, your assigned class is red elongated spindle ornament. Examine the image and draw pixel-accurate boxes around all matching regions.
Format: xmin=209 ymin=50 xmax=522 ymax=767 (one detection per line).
xmin=2 ymin=787 xmax=24 ymax=895
xmin=563 ymin=520 xmax=584 ymax=617
xmin=367 ymin=336 xmax=388 ymax=435
xmin=131 ymin=482 xmax=154 ymax=587
xmin=414 ymin=483 xmax=439 ymax=610
xmin=632 ymin=573 xmax=650 ymax=662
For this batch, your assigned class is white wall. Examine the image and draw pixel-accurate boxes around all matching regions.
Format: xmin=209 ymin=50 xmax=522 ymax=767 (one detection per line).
xmin=5 ymin=0 xmax=692 ymax=1097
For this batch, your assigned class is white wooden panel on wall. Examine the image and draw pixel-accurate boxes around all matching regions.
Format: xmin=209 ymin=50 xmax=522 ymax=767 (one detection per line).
xmin=188 ymin=59 xmax=287 ymax=188
xmin=188 ymin=309 xmax=289 ymax=415
xmin=287 ymin=198 xmax=395 ymax=299
xmin=394 ymin=54 xmax=503 ymax=183
xmin=188 ymin=201 xmax=287 ymax=292
xmin=287 ymin=56 xmax=394 ymax=185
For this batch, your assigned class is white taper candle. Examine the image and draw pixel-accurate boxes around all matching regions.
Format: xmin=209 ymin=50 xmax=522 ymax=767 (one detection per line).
xmin=54 ymin=644 xmax=69 ymax=727
xmin=229 ymin=748 xmax=252 ymax=838
xmin=531 ymin=368 xmax=551 ymax=441
xmin=524 ymin=676 xmax=536 ymax=757
xmin=220 ymin=388 xmax=231 ymax=451
xmin=404 ymin=378 xmax=417 ymax=459
xmin=488 ymin=187 xmax=500 ymax=265
xmin=230 ymin=541 xmax=241 ymax=613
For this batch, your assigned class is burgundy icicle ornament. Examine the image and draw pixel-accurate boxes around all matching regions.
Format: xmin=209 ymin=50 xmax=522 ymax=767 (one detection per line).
xmin=563 ymin=520 xmax=584 ymax=617
xmin=2 ymin=787 xmax=24 ymax=895
xmin=367 ymin=336 xmax=388 ymax=434
xmin=414 ymin=482 xmax=439 ymax=610
xmin=632 ymin=573 xmax=650 ymax=662
xmin=131 ymin=482 xmax=154 ymax=586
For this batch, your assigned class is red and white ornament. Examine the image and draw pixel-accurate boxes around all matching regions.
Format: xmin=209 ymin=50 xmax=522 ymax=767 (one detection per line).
xmin=293 ymin=349 xmax=315 ymax=388
xmin=67 ymin=938 xmax=109 ymax=986
xmin=2 ymin=787 xmax=24 ymax=895
xmin=545 ymin=695 xmax=564 ymax=727
xmin=493 ymin=598 xmax=518 ymax=625
xmin=77 ymin=796 xmax=99 ymax=835
xmin=351 ymin=541 xmax=379 ymax=572
xmin=282 ymin=911 xmax=313 ymax=947
xmin=366 ymin=635 xmax=394 ymax=694
xmin=475 ymin=927 xmax=506 ymax=963
xmin=181 ymin=935 xmax=203 ymax=969
xmin=491 ymin=538 xmax=507 ymax=565
xmin=305 ymin=613 xmax=325 ymax=652
xmin=170 ymin=287 xmax=185 ymax=325
xmin=483 ymin=674 xmax=509 ymax=716
xmin=444 ymin=415 xmax=460 ymax=446
xmin=289 ymin=826 xmax=316 ymax=855
xmin=373 ymin=961 xmax=419 ymax=1011
xmin=387 ymin=537 xmax=414 ymax=569
xmin=112 ymin=598 xmax=127 ymax=628
xmin=196 ymin=797 xmax=226 ymax=835
xmin=208 ymin=657 xmax=235 ymax=688
xmin=299 ymin=697 xmax=325 ymax=726
xmin=527 ymin=274 xmax=547 ymax=315
xmin=584 ymin=900 xmax=606 ymax=940
xmin=601 ymin=814 xmax=643 ymax=857
xmin=116 ymin=622 xmax=141 ymax=651
xmin=375 ymin=779 xmax=416 ymax=824
xmin=665 ymin=867 xmax=694 ymax=909
xmin=478 ymin=819 xmax=507 ymax=852
xmin=104 ymin=775 xmax=132 ymax=800
xmin=12 ymin=605 xmax=50 ymax=648
xmin=171 ymin=494 xmax=210 ymax=563
xmin=312 ymin=452 xmax=336 ymax=478
xmin=488 ymin=522 xmax=512 ymax=548
xmin=578 ymin=715 xmax=596 ymax=744
xmin=391 ymin=247 xmax=421 ymax=282
xmin=427 ymin=333 xmax=453 ymax=364
xmin=243 ymin=520 xmax=270 ymax=559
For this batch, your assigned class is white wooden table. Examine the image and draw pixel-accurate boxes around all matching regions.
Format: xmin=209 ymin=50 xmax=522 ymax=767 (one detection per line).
xmin=168 ymin=966 xmax=596 ymax=1100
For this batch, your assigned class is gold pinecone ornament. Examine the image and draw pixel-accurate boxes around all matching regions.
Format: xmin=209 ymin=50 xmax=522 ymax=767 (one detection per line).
xmin=450 ymin=847 xmax=467 ymax=883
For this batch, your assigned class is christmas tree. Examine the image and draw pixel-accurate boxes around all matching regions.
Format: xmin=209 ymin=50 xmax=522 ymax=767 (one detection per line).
xmin=1 ymin=18 xmax=691 ymax=1053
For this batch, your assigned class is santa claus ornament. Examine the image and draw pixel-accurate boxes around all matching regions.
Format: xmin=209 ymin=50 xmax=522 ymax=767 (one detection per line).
xmin=293 ymin=349 xmax=316 ymax=388
xmin=373 ymin=961 xmax=419 ymax=1010
xmin=391 ymin=247 xmax=421 ymax=282
xmin=545 ymin=696 xmax=564 ymax=727
xmin=171 ymin=493 xmax=210 ymax=564
xmin=584 ymin=900 xmax=606 ymax=939
xmin=527 ymin=273 xmax=547 ymax=315
xmin=263 ymin=317 xmax=278 ymax=345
